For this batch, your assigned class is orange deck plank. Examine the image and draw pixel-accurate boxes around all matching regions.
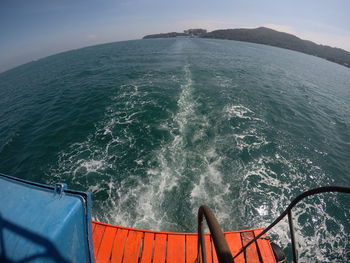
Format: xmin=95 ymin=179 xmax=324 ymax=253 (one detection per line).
xmin=241 ymin=231 xmax=260 ymax=262
xmin=211 ymin=237 xmax=219 ymax=263
xmin=167 ymin=234 xmax=185 ymax=263
xmin=186 ymin=235 xmax=198 ymax=263
xmin=225 ymin=232 xmax=245 ymax=263
xmin=254 ymin=230 xmax=276 ymax=263
xmin=140 ymin=232 xmax=155 ymax=263
xmin=96 ymin=227 xmax=117 ymax=263
xmin=110 ymin=228 xmax=128 ymax=263
xmin=152 ymin=233 xmax=167 ymax=263
xmin=92 ymin=222 xmax=276 ymax=263
xmin=122 ymin=230 xmax=143 ymax=263
xmin=93 ymin=224 xmax=106 ymax=256
xmin=205 ymin=235 xmax=213 ymax=263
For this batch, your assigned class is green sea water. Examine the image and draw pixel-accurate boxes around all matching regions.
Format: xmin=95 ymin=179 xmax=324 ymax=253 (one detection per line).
xmin=0 ymin=38 xmax=350 ymax=261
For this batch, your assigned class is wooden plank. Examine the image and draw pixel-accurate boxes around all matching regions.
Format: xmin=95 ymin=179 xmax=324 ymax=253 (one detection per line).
xmin=167 ymin=234 xmax=185 ymax=263
xmin=123 ymin=230 xmax=144 ymax=263
xmin=152 ymin=234 xmax=167 ymax=263
xmin=241 ymin=231 xmax=260 ymax=262
xmin=140 ymin=232 xmax=154 ymax=263
xmin=96 ymin=227 xmax=117 ymax=263
xmin=110 ymin=228 xmax=128 ymax=263
xmin=93 ymin=224 xmax=106 ymax=256
xmin=91 ymin=222 xmax=276 ymax=263
xmin=253 ymin=230 xmax=276 ymax=263
xmin=211 ymin=236 xmax=218 ymax=263
xmin=205 ymin=235 xmax=213 ymax=263
xmin=186 ymin=235 xmax=198 ymax=263
xmin=225 ymin=233 xmax=245 ymax=263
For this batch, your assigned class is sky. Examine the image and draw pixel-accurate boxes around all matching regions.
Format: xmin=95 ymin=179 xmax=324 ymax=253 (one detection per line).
xmin=0 ymin=0 xmax=349 ymax=73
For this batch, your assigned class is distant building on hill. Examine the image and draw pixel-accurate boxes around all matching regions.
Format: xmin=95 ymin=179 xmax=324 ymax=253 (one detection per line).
xmin=184 ymin=29 xmax=207 ymax=37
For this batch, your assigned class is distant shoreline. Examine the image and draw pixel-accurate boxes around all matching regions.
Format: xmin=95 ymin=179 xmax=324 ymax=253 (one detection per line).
xmin=143 ymin=27 xmax=350 ymax=69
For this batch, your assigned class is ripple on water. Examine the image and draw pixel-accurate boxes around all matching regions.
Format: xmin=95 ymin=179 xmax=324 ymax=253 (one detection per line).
xmin=1 ymin=38 xmax=349 ymax=261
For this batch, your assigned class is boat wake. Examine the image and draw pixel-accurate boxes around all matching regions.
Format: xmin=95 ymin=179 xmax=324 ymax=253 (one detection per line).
xmin=46 ymin=42 xmax=349 ymax=260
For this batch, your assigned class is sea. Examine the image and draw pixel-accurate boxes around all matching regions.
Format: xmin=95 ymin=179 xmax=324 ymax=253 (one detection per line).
xmin=0 ymin=38 xmax=349 ymax=261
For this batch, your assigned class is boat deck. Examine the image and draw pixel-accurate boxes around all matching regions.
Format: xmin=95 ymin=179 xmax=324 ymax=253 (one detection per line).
xmin=92 ymin=221 xmax=276 ymax=263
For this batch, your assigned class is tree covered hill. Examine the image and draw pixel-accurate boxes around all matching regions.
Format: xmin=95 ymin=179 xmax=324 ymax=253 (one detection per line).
xmin=143 ymin=27 xmax=350 ymax=68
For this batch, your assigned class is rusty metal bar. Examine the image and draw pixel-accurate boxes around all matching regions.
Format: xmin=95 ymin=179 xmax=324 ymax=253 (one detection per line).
xmin=196 ymin=205 xmax=233 ymax=263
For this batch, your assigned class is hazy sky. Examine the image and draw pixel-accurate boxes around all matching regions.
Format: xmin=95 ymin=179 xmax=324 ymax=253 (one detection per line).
xmin=1 ymin=0 xmax=349 ymax=72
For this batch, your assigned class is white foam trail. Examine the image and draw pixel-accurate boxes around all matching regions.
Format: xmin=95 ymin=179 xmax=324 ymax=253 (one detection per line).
xmin=108 ymin=64 xmax=236 ymax=231
xmin=47 ymin=59 xmax=348 ymax=260
xmin=190 ymin=149 xmax=232 ymax=227
xmin=109 ymin=64 xmax=201 ymax=230
xmin=224 ymin=104 xmax=261 ymax=121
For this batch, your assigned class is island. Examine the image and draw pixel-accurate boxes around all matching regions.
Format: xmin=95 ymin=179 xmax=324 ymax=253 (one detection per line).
xmin=143 ymin=27 xmax=350 ymax=68
xmin=143 ymin=29 xmax=207 ymax=39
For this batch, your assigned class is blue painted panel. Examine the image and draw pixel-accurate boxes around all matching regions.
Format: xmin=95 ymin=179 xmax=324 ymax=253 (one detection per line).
xmin=0 ymin=173 xmax=95 ymax=263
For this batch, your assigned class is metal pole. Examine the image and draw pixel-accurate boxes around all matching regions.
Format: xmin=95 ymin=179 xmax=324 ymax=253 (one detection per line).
xmin=196 ymin=205 xmax=233 ymax=263
xmin=288 ymin=210 xmax=298 ymax=263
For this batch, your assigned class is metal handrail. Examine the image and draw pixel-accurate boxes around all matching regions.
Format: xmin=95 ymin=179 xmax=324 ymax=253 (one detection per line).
xmin=233 ymin=186 xmax=350 ymax=263
xmin=196 ymin=205 xmax=233 ymax=263
xmin=197 ymin=186 xmax=350 ymax=263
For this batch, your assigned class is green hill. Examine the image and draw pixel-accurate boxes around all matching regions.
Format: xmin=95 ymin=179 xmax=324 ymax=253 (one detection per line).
xmin=143 ymin=27 xmax=350 ymax=68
